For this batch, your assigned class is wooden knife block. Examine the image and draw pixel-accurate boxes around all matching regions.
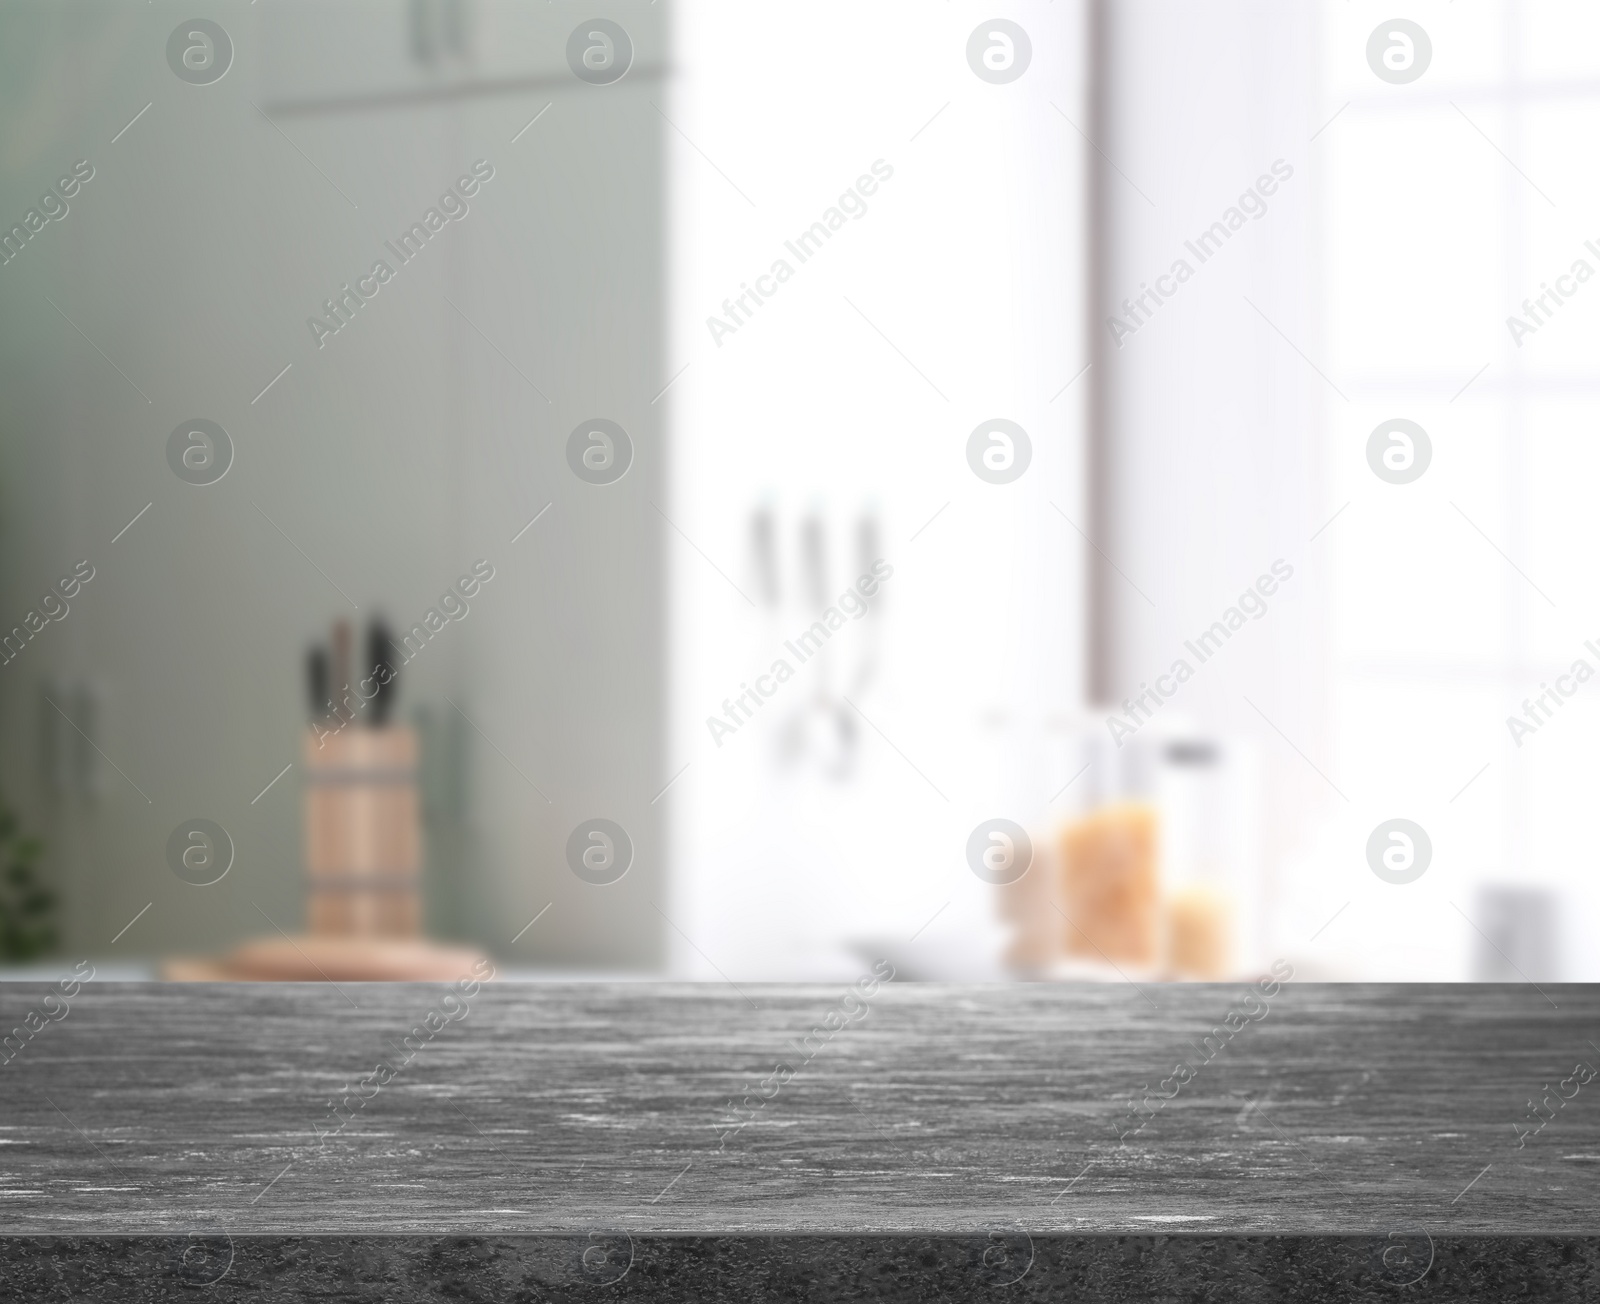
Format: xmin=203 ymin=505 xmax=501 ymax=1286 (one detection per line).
xmin=303 ymin=725 xmax=421 ymax=937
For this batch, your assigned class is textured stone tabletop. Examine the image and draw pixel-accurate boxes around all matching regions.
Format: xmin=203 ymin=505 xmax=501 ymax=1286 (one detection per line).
xmin=2 ymin=978 xmax=1598 ymax=1299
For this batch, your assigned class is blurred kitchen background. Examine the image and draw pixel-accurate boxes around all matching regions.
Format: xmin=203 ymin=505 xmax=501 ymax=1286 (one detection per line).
xmin=0 ymin=0 xmax=1589 ymax=983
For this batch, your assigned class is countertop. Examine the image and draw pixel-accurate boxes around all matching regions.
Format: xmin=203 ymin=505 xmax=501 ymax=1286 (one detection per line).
xmin=1 ymin=978 xmax=1597 ymax=1300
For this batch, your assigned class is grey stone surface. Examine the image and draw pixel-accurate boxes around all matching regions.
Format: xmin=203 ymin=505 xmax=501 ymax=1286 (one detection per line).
xmin=1 ymin=980 xmax=1597 ymax=1299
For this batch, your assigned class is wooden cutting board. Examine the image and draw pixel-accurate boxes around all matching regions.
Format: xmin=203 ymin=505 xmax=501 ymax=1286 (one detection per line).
xmin=160 ymin=935 xmax=487 ymax=982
